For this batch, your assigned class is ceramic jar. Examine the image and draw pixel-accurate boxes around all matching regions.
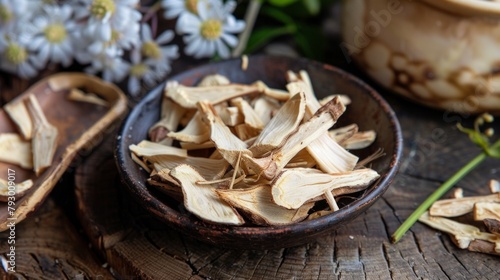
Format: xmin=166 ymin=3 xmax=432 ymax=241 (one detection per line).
xmin=341 ymin=0 xmax=500 ymax=114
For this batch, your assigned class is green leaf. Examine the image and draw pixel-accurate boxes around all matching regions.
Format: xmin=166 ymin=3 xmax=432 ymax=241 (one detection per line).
xmin=260 ymin=5 xmax=296 ymax=25
xmin=302 ymin=0 xmax=321 ymax=15
xmin=245 ymin=26 xmax=295 ymax=54
xmin=267 ymin=0 xmax=300 ymax=7
xmin=293 ymin=24 xmax=325 ymax=60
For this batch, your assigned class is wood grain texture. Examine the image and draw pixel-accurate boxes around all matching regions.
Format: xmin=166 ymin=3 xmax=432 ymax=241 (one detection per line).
xmin=0 ymin=73 xmax=127 ymax=231
xmin=73 ymin=93 xmax=500 ymax=279
xmin=0 ymin=199 xmax=113 ymax=279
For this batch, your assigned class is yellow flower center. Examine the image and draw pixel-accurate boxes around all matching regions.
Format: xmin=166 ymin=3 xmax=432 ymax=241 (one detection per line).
xmin=0 ymin=5 xmax=12 ymax=23
xmin=91 ymin=0 xmax=116 ymax=19
xmin=110 ymin=30 xmax=120 ymax=42
xmin=44 ymin=24 xmax=67 ymax=44
xmin=141 ymin=41 xmax=161 ymax=59
xmin=130 ymin=64 xmax=147 ymax=77
xmin=185 ymin=0 xmax=198 ymax=14
xmin=5 ymin=43 xmax=28 ymax=65
xmin=200 ymin=19 xmax=222 ymax=40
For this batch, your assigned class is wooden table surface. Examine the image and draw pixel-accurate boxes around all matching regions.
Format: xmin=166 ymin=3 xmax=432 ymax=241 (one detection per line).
xmin=1 ymin=59 xmax=499 ymax=279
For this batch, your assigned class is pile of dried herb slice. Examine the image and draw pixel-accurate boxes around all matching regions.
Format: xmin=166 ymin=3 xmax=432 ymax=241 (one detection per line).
xmin=130 ymin=70 xmax=383 ymax=226
xmin=0 ymin=87 xmax=109 ymax=201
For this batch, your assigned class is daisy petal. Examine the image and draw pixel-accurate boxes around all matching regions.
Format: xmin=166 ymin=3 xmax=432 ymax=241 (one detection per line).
xmin=156 ymin=30 xmax=174 ymax=44
xmin=215 ymin=39 xmax=230 ymax=58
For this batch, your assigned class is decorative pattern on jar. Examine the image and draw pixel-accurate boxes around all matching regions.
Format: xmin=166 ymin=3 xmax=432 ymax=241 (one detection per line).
xmin=341 ymin=0 xmax=500 ymax=114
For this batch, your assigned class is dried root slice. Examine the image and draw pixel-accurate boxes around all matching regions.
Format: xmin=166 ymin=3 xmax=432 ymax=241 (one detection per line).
xmin=342 ymin=130 xmax=377 ymax=150
xmin=149 ymin=97 xmax=186 ymax=143
xmin=252 ymin=96 xmax=280 ymax=126
xmin=170 ymin=164 xmax=244 ymax=225
xmin=419 ymin=212 xmax=500 ymax=256
xmin=287 ymin=73 xmax=359 ymax=173
xmin=489 ymin=180 xmax=500 ymax=193
xmin=148 ymin=168 xmax=183 ymax=201
xmin=129 ymin=140 xmax=187 ymax=158
xmin=484 ymin=219 xmax=500 ymax=234
xmin=219 ymin=106 xmax=243 ymax=126
xmin=473 ymin=202 xmax=500 ymax=221
xmin=166 ymin=84 xmax=259 ymax=108
xmin=272 ymin=168 xmax=380 ymax=209
xmin=330 ymin=125 xmax=377 ymax=150
xmin=178 ymin=108 xmax=197 ymax=127
xmin=230 ymin=98 xmax=264 ymax=130
xmin=198 ymin=101 xmax=252 ymax=167
xmin=25 ymin=94 xmax=58 ymax=175
xmin=429 ymin=193 xmax=500 ymax=217
xmin=167 ymin=111 xmax=210 ymax=144
xmin=253 ymin=81 xmax=291 ymax=101
xmin=0 ymin=178 xmax=34 ymax=202
xmin=153 ymin=155 xmax=229 ymax=181
xmin=4 ymin=101 xmax=33 ymax=139
xmin=311 ymin=134 xmax=360 ymax=173
xmin=233 ymin=123 xmax=261 ymax=141
xmin=452 ymin=188 xmax=464 ymax=199
xmin=197 ymin=74 xmax=230 ymax=87
xmin=329 ymin=124 xmax=358 ymax=145
xmin=217 ymin=185 xmax=313 ymax=226
xmin=0 ymin=133 xmax=33 ymax=169
xmin=180 ymin=140 xmax=216 ymax=151
xmin=67 ymin=88 xmax=109 ymax=106
xmin=319 ymin=95 xmax=351 ymax=106
xmin=243 ymin=97 xmax=347 ymax=180
xmin=307 ymin=210 xmax=332 ymax=220
xmin=131 ymin=152 xmax=152 ymax=173
xmin=250 ymin=92 xmax=306 ymax=156
xmin=147 ymin=178 xmax=183 ymax=202
xmin=286 ymin=148 xmax=316 ymax=169
xmin=150 ymin=168 xmax=181 ymax=187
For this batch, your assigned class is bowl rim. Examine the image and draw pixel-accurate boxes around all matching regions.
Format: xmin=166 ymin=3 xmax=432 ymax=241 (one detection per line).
xmin=115 ymin=54 xmax=403 ymax=242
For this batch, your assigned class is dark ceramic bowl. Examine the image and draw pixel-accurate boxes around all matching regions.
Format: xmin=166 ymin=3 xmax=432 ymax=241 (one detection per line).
xmin=116 ymin=55 xmax=403 ymax=249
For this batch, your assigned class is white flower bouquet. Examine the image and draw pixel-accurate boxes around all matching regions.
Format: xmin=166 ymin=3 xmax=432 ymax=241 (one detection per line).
xmin=0 ymin=0 xmax=330 ymax=96
xmin=0 ymin=0 xmax=245 ymax=95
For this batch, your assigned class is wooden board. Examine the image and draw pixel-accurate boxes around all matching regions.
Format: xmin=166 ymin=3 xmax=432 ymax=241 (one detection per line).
xmin=0 ymin=198 xmax=113 ymax=279
xmin=73 ymin=94 xmax=500 ymax=279
xmin=0 ymin=73 xmax=127 ymax=231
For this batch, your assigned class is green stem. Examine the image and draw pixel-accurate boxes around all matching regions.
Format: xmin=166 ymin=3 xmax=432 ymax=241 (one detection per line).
xmin=391 ymin=152 xmax=488 ymax=243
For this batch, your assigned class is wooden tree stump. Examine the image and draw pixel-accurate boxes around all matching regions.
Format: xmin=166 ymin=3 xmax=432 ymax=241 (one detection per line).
xmin=74 ymin=95 xmax=500 ymax=279
xmin=0 ymin=199 xmax=113 ymax=279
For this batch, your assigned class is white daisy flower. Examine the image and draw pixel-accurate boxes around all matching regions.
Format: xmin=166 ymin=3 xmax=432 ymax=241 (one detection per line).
xmin=126 ymin=49 xmax=165 ymax=96
xmin=0 ymin=39 xmax=39 ymax=78
xmin=140 ymin=24 xmax=178 ymax=73
xmin=0 ymin=0 xmax=29 ymax=30
xmin=72 ymin=0 xmax=141 ymax=42
xmin=176 ymin=0 xmax=244 ymax=59
xmin=0 ymin=14 xmax=38 ymax=78
xmin=28 ymin=5 xmax=77 ymax=68
xmin=85 ymin=22 xmax=140 ymax=58
xmin=161 ymin=0 xmax=204 ymax=19
xmin=85 ymin=53 xmax=129 ymax=83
